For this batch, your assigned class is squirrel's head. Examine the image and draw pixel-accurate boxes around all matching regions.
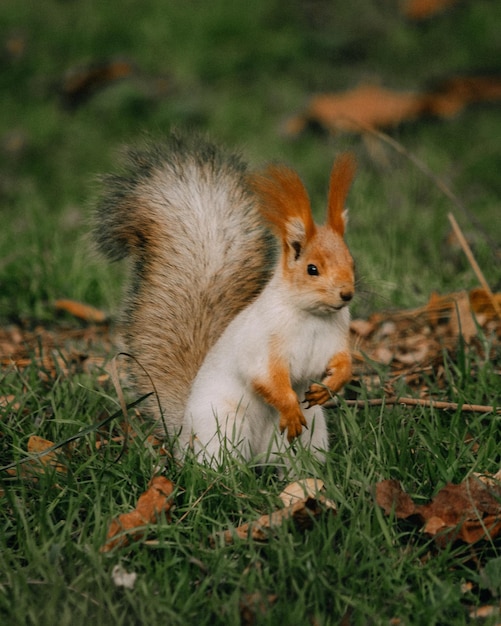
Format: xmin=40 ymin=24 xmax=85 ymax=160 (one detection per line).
xmin=249 ymin=153 xmax=356 ymax=315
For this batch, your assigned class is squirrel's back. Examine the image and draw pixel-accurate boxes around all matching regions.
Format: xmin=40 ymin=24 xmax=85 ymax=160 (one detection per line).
xmin=94 ymin=133 xmax=274 ymax=433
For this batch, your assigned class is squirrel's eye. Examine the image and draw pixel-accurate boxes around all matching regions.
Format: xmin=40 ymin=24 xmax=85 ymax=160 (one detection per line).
xmin=307 ymin=264 xmax=319 ymax=276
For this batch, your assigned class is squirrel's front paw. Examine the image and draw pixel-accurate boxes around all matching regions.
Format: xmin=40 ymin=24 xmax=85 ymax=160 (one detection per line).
xmin=304 ymin=383 xmax=332 ymax=408
xmin=305 ymin=352 xmax=352 ymax=408
xmin=279 ymin=406 xmax=308 ymax=442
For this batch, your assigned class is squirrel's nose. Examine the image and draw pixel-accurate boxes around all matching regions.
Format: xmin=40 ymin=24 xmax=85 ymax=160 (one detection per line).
xmin=340 ymin=289 xmax=353 ymax=303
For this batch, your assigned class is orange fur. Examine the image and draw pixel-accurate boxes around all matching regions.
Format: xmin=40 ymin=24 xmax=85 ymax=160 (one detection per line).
xmin=327 ymin=153 xmax=357 ymax=236
xmin=252 ymin=341 xmax=307 ymax=442
xmin=249 ymin=165 xmax=316 ymax=244
xmin=304 ymin=350 xmax=352 ymax=407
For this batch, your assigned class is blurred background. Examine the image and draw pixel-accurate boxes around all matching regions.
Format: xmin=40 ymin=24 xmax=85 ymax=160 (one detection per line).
xmin=1 ymin=0 xmax=500 ymax=322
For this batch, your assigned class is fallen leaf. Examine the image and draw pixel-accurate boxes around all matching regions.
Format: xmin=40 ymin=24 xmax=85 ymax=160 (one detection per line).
xmin=0 ymin=395 xmax=20 ymax=411
xmin=427 ymin=291 xmax=477 ymax=342
xmin=0 ymin=322 xmax=113 ymax=383
xmin=4 ymin=435 xmax=67 ymax=479
xmin=54 ymin=299 xmax=108 ymax=324
xmin=470 ymin=288 xmax=501 ymax=323
xmin=215 ymin=480 xmax=336 ymax=545
xmin=278 ymin=478 xmax=328 ymax=506
xmin=350 ymin=288 xmax=500 ymax=401
xmin=403 ymin=0 xmax=459 ymax=20
xmin=101 ymin=476 xmax=175 ymax=552
xmin=375 ymin=474 xmax=501 ymax=545
xmin=469 ymin=605 xmax=500 ymax=619
xmin=239 ymin=592 xmax=278 ymax=626
xmin=28 ymin=435 xmax=66 ymax=472
xmin=285 ymin=76 xmax=501 ymax=136
xmin=60 ymin=58 xmax=135 ymax=108
xmin=285 ymin=85 xmax=423 ymax=135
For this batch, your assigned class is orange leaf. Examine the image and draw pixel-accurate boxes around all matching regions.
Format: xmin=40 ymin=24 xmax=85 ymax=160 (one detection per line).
xmin=101 ymin=476 xmax=175 ymax=552
xmin=27 ymin=435 xmax=67 ymax=474
xmin=55 ymin=299 xmax=107 ymax=323
xmin=285 ymin=77 xmax=501 ymax=136
xmin=470 ymin=288 xmax=501 ymax=323
xmin=285 ymin=85 xmax=423 ymax=135
xmin=403 ymin=0 xmax=459 ymax=20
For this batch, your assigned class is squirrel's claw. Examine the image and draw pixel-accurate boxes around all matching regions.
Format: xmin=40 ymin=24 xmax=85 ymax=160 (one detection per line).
xmin=304 ymin=383 xmax=332 ymax=407
xmin=279 ymin=406 xmax=308 ymax=442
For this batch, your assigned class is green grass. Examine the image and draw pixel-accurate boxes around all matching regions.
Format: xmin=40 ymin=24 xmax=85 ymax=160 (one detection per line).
xmin=1 ymin=347 xmax=500 ymax=625
xmin=1 ymin=0 xmax=500 ymax=624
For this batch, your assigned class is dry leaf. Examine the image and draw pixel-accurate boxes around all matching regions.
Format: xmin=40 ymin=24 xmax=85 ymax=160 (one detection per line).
xmin=239 ymin=592 xmax=278 ymax=626
xmin=285 ymin=85 xmax=423 ymax=135
xmin=376 ymin=475 xmax=501 ymax=545
xmin=278 ymin=478 xmax=336 ymax=510
xmin=285 ymin=77 xmax=501 ymax=136
xmin=350 ymin=287 xmax=500 ymax=400
xmin=5 ymin=435 xmax=67 ymax=479
xmin=101 ymin=476 xmax=175 ymax=552
xmin=216 ymin=480 xmax=336 ymax=545
xmin=469 ymin=605 xmax=501 ymax=619
xmin=470 ymin=288 xmax=501 ymax=323
xmin=427 ymin=291 xmax=477 ymax=342
xmin=28 ymin=435 xmax=66 ymax=473
xmin=0 ymin=395 xmax=20 ymax=410
xmin=61 ymin=58 xmax=135 ymax=108
xmin=54 ymin=299 xmax=108 ymax=323
xmin=403 ymin=0 xmax=459 ymax=20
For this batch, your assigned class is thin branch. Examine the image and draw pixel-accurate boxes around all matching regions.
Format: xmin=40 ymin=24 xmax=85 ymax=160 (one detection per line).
xmin=448 ymin=212 xmax=501 ymax=320
xmin=326 ymin=396 xmax=500 ymax=414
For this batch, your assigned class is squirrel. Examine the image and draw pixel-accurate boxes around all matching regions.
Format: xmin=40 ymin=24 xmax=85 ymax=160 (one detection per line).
xmin=94 ymin=132 xmax=356 ymax=466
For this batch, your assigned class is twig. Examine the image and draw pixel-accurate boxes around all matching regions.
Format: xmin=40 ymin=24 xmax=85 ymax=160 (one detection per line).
xmin=0 ymin=393 xmax=152 ymax=473
xmin=326 ymin=396 xmax=500 ymax=414
xmin=448 ymin=212 xmax=501 ymax=320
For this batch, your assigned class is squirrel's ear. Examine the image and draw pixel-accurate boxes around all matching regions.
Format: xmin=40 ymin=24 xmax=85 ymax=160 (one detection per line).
xmin=249 ymin=165 xmax=315 ymax=250
xmin=285 ymin=218 xmax=308 ymax=261
xmin=327 ymin=153 xmax=356 ymax=236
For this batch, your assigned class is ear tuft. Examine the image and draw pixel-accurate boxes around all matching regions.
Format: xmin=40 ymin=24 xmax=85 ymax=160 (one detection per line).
xmin=248 ymin=165 xmax=315 ymax=243
xmin=327 ymin=153 xmax=356 ymax=236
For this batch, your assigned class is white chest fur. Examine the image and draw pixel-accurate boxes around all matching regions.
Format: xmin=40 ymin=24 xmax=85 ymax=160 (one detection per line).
xmin=181 ymin=271 xmax=349 ymax=463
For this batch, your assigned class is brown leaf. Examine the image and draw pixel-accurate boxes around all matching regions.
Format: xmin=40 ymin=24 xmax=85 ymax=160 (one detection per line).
xmin=470 ymin=288 xmax=501 ymax=323
xmin=54 ymin=299 xmax=108 ymax=323
xmin=239 ymin=592 xmax=278 ymax=626
xmin=285 ymin=76 xmax=501 ymax=136
xmin=0 ymin=395 xmax=20 ymax=411
xmin=100 ymin=476 xmax=175 ymax=552
xmin=403 ymin=0 xmax=459 ymax=20
xmin=28 ymin=435 xmax=66 ymax=473
xmin=376 ymin=475 xmax=501 ymax=545
xmin=285 ymin=85 xmax=423 ymax=135
xmin=60 ymin=58 xmax=135 ymax=108
xmin=5 ymin=435 xmax=67 ymax=479
xmin=427 ymin=290 xmax=478 ymax=343
xmin=216 ymin=480 xmax=336 ymax=545
xmin=375 ymin=480 xmax=418 ymax=519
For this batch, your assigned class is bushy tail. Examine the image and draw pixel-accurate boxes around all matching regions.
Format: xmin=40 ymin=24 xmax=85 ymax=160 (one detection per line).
xmin=94 ymin=132 xmax=274 ymax=434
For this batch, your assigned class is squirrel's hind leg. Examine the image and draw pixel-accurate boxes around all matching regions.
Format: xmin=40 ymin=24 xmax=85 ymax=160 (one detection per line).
xmin=183 ymin=400 xmax=256 ymax=466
